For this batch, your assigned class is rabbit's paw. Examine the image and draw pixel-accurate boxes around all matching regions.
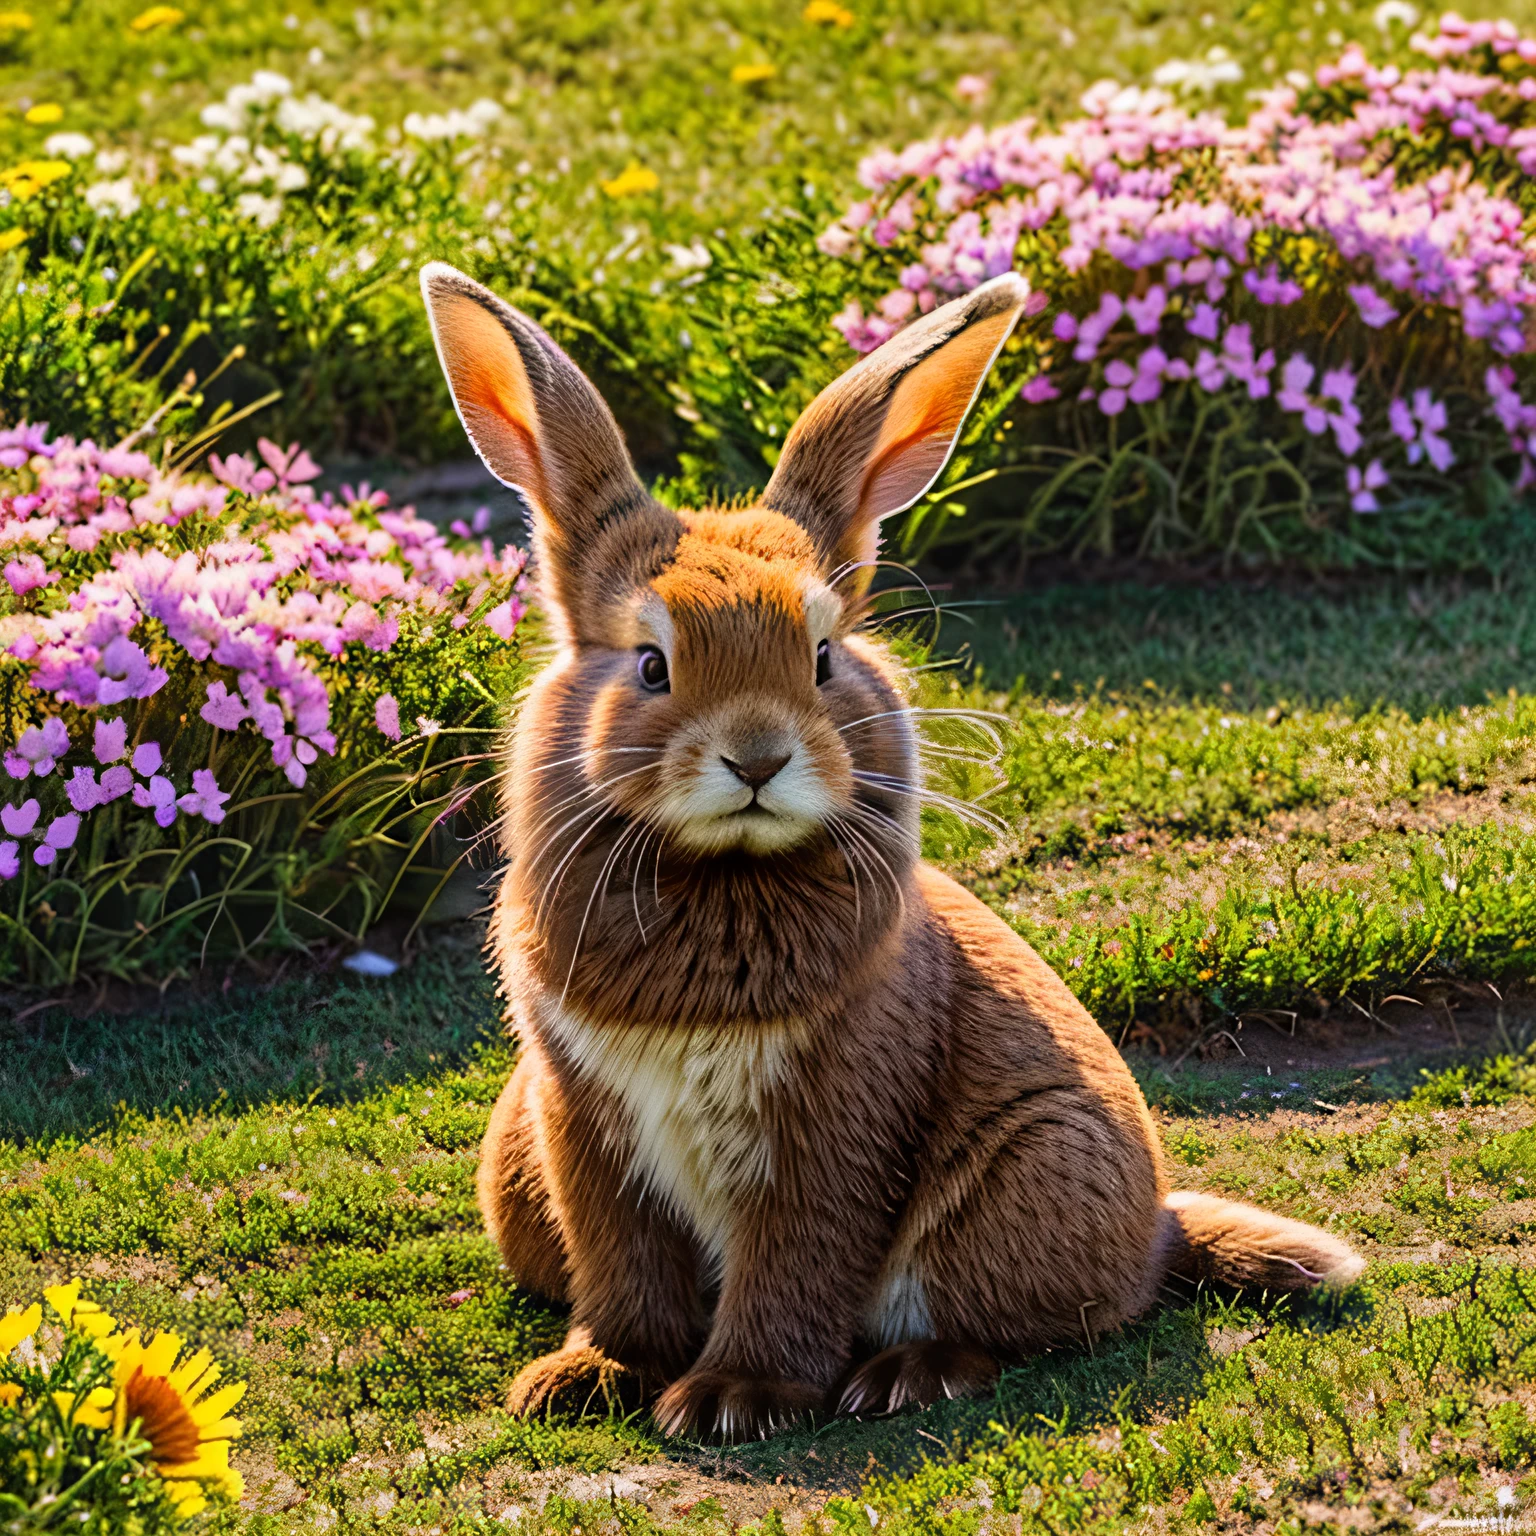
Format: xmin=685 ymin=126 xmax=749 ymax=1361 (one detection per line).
xmin=506 ymin=1344 xmax=648 ymax=1418
xmin=653 ymin=1369 xmax=823 ymax=1441
xmin=838 ymin=1342 xmax=998 ymax=1416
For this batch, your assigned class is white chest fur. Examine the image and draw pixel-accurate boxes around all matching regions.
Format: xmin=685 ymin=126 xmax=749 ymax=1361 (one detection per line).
xmin=541 ymin=1009 xmax=797 ymax=1265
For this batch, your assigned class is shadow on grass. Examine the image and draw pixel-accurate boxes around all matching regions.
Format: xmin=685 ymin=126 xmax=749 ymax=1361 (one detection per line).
xmin=0 ymin=925 xmax=503 ymax=1144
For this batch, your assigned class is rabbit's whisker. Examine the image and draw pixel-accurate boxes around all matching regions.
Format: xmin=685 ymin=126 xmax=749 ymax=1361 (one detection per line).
xmin=558 ymin=818 xmax=646 ymax=1007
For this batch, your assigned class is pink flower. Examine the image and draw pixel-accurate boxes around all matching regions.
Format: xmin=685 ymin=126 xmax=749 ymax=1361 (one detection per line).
xmin=1125 ymin=285 xmax=1166 ymax=335
xmin=4 ymin=554 xmax=55 ymax=597
xmin=94 ymin=716 xmax=128 ymax=763
xmin=178 ymin=768 xmax=231 ymax=825
xmin=132 ymin=741 xmax=163 ymax=778
xmin=132 ymin=774 xmax=179 ymax=828
xmin=955 ymin=73 xmax=991 ymax=106
xmin=201 ymin=680 xmax=250 ymax=731
xmin=484 ymin=598 xmax=523 ymax=642
xmin=1185 ymin=303 xmax=1221 ymax=342
xmin=375 ymin=694 xmax=402 ymax=741
xmin=2 ymin=798 xmax=39 ymax=837
xmin=9 ymin=633 xmax=38 ymax=662
xmin=0 ymin=842 xmax=17 ymax=880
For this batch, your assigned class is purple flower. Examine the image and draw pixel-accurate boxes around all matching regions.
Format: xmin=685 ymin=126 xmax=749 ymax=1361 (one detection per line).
xmin=1186 ymin=302 xmax=1221 ymax=342
xmin=1389 ymin=397 xmax=1416 ymax=442
xmin=1348 ymin=284 xmax=1399 ymax=329
xmin=97 ymin=636 xmax=167 ymax=706
xmin=1347 ymin=459 xmax=1389 ymax=512
xmin=1125 ymin=285 xmax=1166 ymax=335
xmin=1098 ymin=388 xmax=1128 ymax=416
xmin=2 ymin=798 xmax=39 ymax=837
xmin=0 ymin=842 xmax=17 ymax=880
xmin=67 ymin=767 xmax=105 ymax=813
xmin=201 ymin=681 xmax=250 ymax=731
xmin=94 ymin=716 xmax=128 ymax=764
xmin=1052 ymin=312 xmax=1079 ymax=342
xmin=375 ymin=694 xmax=402 ymax=742
xmin=1104 ymin=359 xmax=1136 ymax=388
xmin=1320 ymin=367 xmax=1358 ymax=407
xmin=132 ymin=774 xmax=179 ymax=828
xmin=1278 ymin=355 xmax=1315 ymax=411
xmin=100 ymin=765 xmax=133 ymax=802
xmin=178 ymin=768 xmax=231 ymax=825
xmin=7 ymin=716 xmax=68 ymax=779
xmin=44 ymin=813 xmax=79 ymax=851
xmin=132 ymin=741 xmax=163 ymax=778
xmin=1021 ymin=374 xmax=1059 ymax=403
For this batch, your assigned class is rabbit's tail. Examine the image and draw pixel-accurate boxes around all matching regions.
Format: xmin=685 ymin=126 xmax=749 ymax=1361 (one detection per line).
xmin=1161 ymin=1190 xmax=1365 ymax=1291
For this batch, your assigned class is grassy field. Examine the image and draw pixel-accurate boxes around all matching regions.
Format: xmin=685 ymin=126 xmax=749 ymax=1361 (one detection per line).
xmin=4 ymin=572 xmax=1536 ymax=1532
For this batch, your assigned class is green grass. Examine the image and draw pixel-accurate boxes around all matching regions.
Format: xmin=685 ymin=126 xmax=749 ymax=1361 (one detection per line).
xmin=3 ymin=574 xmax=1536 ymax=1530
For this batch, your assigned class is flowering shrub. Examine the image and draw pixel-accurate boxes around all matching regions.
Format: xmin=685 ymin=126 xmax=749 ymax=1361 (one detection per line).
xmin=814 ymin=12 xmax=1536 ymax=563
xmin=1 ymin=1278 xmax=243 ymax=1530
xmin=0 ymin=424 xmax=527 ymax=987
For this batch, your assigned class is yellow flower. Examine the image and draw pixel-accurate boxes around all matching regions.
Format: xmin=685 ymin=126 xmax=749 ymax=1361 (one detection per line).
xmin=0 ymin=1303 xmax=41 ymax=1355
xmin=0 ymin=11 xmax=31 ymax=30
xmin=600 ymin=161 xmax=659 ymax=198
xmin=44 ymin=1279 xmax=117 ymax=1339
xmin=0 ymin=159 xmax=71 ymax=200
xmin=803 ymin=0 xmax=855 ymax=26
xmin=52 ymin=1385 xmax=116 ymax=1429
xmin=731 ymin=61 xmax=777 ymax=84
xmin=130 ymin=5 xmax=184 ymax=31
xmin=0 ymin=229 xmax=25 ymax=251
xmin=23 ymin=102 xmax=61 ymax=124
xmin=107 ymin=1327 xmax=245 ymax=1507
xmin=0 ymin=1383 xmax=20 ymax=1408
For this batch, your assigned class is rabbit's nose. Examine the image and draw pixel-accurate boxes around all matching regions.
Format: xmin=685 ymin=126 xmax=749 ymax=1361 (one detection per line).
xmin=721 ymin=751 xmax=792 ymax=790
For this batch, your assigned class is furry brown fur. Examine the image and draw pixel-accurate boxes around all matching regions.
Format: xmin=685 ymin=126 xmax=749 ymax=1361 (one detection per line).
xmin=422 ymin=262 xmax=1366 ymax=1442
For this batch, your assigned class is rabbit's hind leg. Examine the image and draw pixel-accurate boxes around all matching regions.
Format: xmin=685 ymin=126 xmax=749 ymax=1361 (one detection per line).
xmin=838 ymin=1341 xmax=999 ymax=1415
xmin=478 ymin=1047 xmax=569 ymax=1303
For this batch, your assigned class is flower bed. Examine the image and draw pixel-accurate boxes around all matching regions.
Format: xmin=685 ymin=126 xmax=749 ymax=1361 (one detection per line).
xmin=815 ymin=13 xmax=1536 ymax=564
xmin=0 ymin=424 xmax=526 ymax=988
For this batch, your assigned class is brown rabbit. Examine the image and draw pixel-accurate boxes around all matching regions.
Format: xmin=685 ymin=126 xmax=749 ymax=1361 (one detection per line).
xmin=420 ymin=261 xmax=1364 ymax=1442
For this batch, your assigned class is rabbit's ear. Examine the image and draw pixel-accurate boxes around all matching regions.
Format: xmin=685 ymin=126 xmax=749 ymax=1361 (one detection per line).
xmin=420 ymin=262 xmax=653 ymax=611
xmin=761 ymin=273 xmax=1031 ymax=579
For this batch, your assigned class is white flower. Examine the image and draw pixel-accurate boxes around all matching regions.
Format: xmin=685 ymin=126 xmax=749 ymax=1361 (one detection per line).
xmin=43 ymin=132 xmax=94 ymax=160
xmin=83 ymin=178 xmax=141 ymax=217
xmin=1373 ymin=0 xmax=1419 ymax=29
xmin=1080 ymin=79 xmax=1175 ymax=115
xmin=234 ymin=191 xmax=284 ymax=227
xmin=1152 ymin=47 xmax=1243 ymax=93
xmin=251 ymin=69 xmax=294 ymax=100
xmin=171 ymin=133 xmax=222 ymax=170
xmin=275 ymin=93 xmax=374 ymax=151
xmin=93 ymin=148 xmax=129 ymax=175
xmin=664 ymin=240 xmax=712 ymax=271
xmin=402 ymin=100 xmax=502 ymax=140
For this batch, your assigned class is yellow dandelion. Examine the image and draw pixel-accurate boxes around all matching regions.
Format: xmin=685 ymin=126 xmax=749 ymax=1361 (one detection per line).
xmin=600 ymin=161 xmax=659 ymax=198
xmin=130 ymin=5 xmax=184 ymax=31
xmin=0 ymin=229 xmax=25 ymax=251
xmin=731 ymin=61 xmax=777 ymax=84
xmin=105 ymin=1327 xmax=245 ymax=1515
xmin=803 ymin=0 xmax=855 ymax=26
xmin=0 ymin=11 xmax=32 ymax=30
xmin=0 ymin=159 xmax=71 ymax=199
xmin=23 ymin=102 xmax=61 ymax=124
xmin=0 ymin=1384 xmax=19 ymax=1407
xmin=44 ymin=1279 xmax=117 ymax=1340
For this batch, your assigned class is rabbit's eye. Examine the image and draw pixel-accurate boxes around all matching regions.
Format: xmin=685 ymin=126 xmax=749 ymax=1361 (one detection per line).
xmin=636 ymin=646 xmax=670 ymax=693
xmin=816 ymin=639 xmax=831 ymax=687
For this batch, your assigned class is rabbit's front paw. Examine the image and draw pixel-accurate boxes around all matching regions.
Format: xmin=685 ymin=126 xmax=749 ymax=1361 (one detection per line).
xmin=506 ymin=1343 xmax=650 ymax=1418
xmin=653 ymin=1369 xmax=823 ymax=1441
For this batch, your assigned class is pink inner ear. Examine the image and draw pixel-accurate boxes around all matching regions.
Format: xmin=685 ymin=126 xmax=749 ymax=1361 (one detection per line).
xmin=855 ymin=306 xmax=1019 ymax=522
xmin=430 ymin=293 xmax=550 ymax=513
